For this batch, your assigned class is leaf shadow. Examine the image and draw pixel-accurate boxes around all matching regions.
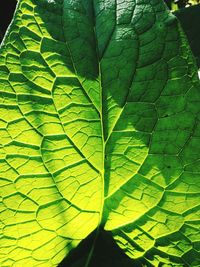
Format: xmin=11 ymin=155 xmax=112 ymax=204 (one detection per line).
xmin=58 ymin=229 xmax=147 ymax=267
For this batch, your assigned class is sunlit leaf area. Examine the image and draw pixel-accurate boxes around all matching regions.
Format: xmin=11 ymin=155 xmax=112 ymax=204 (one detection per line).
xmin=0 ymin=0 xmax=200 ymax=266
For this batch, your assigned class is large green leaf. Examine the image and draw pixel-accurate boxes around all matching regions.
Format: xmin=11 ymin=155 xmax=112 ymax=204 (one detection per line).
xmin=0 ymin=0 xmax=200 ymax=266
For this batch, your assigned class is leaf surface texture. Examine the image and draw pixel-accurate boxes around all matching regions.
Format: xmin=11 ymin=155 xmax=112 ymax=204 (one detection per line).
xmin=0 ymin=0 xmax=200 ymax=266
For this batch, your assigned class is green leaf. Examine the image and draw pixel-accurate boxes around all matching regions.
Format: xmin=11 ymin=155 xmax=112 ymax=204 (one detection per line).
xmin=0 ymin=0 xmax=199 ymax=266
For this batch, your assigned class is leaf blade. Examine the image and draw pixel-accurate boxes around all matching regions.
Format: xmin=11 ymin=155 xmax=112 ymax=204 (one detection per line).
xmin=0 ymin=0 xmax=200 ymax=266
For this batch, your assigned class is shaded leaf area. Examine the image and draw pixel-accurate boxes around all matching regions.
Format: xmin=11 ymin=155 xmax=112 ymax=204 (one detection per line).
xmin=1 ymin=1 xmax=200 ymax=70
xmin=0 ymin=0 xmax=200 ymax=70
xmin=174 ymin=4 xmax=200 ymax=67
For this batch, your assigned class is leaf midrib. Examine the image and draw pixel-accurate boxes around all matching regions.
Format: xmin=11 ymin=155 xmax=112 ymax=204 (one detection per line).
xmin=59 ymin=0 xmax=143 ymax=264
